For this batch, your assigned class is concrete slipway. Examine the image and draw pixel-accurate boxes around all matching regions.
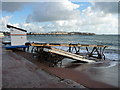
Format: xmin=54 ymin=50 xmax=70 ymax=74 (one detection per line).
xmin=1 ymin=38 xmax=85 ymax=88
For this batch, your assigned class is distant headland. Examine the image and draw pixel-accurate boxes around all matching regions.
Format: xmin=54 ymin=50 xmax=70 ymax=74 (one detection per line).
xmin=2 ymin=31 xmax=95 ymax=35
xmin=27 ymin=32 xmax=95 ymax=35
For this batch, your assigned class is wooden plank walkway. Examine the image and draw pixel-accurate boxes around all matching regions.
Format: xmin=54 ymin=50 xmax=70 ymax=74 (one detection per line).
xmin=43 ymin=47 xmax=95 ymax=63
xmin=26 ymin=42 xmax=108 ymax=61
xmin=30 ymin=43 xmax=108 ymax=47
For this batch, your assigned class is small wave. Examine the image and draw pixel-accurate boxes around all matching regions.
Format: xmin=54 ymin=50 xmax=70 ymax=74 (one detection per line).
xmin=105 ymin=53 xmax=119 ymax=61
xmin=93 ymin=62 xmax=118 ymax=69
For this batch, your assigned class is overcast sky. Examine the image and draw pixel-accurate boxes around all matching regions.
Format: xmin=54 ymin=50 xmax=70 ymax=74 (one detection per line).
xmin=0 ymin=0 xmax=119 ymax=34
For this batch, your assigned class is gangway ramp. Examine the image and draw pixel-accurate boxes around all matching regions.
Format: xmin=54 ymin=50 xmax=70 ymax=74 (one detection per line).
xmin=43 ymin=47 xmax=95 ymax=63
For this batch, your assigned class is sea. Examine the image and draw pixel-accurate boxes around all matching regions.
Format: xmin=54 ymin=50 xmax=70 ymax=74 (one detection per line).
xmin=27 ymin=34 xmax=119 ymax=61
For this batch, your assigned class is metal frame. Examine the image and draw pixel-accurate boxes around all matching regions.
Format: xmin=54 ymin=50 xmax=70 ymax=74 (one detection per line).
xmin=26 ymin=43 xmax=108 ymax=67
xmin=68 ymin=45 xmax=107 ymax=60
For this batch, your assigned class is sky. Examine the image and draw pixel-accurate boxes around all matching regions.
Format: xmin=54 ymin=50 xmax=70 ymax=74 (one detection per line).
xmin=0 ymin=0 xmax=119 ymax=34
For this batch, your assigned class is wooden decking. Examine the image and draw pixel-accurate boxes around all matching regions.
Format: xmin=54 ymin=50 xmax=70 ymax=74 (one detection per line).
xmin=29 ymin=43 xmax=108 ymax=47
xmin=43 ymin=47 xmax=95 ymax=63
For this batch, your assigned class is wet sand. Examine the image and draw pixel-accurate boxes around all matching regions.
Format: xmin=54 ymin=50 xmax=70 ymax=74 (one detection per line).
xmin=14 ymin=50 xmax=119 ymax=89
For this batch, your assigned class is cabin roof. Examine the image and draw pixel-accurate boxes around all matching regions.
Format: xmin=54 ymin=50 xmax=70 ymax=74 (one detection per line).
xmin=7 ymin=25 xmax=27 ymax=32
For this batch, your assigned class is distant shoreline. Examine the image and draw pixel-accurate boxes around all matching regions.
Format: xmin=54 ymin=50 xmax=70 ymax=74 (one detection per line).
xmin=27 ymin=32 xmax=95 ymax=35
xmin=2 ymin=31 xmax=119 ymax=35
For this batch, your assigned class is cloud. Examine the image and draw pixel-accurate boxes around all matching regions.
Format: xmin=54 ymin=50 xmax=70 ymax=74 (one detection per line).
xmin=92 ymin=2 xmax=118 ymax=14
xmin=22 ymin=23 xmax=45 ymax=32
xmin=0 ymin=16 xmax=45 ymax=33
xmin=0 ymin=16 xmax=12 ymax=31
xmin=1 ymin=2 xmax=27 ymax=12
xmin=26 ymin=1 xmax=80 ymax=22
xmin=1 ymin=1 xmax=118 ymax=34
xmin=88 ymin=0 xmax=119 ymax=2
xmin=49 ymin=6 xmax=118 ymax=34
xmin=79 ymin=7 xmax=118 ymax=34
xmin=1 ymin=16 xmax=11 ymax=25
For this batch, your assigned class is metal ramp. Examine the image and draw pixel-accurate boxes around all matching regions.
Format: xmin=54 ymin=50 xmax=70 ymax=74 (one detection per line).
xmin=43 ymin=47 xmax=95 ymax=63
xmin=26 ymin=42 xmax=107 ymax=60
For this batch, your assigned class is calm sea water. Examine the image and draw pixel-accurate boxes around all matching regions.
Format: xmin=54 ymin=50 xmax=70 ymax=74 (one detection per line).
xmin=27 ymin=35 xmax=119 ymax=61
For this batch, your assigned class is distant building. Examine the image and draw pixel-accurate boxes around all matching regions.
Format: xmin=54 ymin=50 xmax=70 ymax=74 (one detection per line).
xmin=7 ymin=25 xmax=27 ymax=46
